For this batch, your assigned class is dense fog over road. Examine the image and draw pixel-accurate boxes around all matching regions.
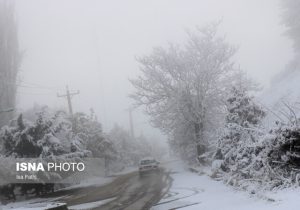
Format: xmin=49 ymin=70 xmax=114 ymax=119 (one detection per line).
xmin=16 ymin=0 xmax=292 ymax=136
xmin=3 ymin=0 xmax=300 ymax=209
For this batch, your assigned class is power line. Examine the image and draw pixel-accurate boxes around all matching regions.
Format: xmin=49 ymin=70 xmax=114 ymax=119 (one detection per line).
xmin=3 ymin=80 xmax=62 ymax=91
xmin=17 ymin=80 xmax=61 ymax=90
xmin=17 ymin=84 xmax=58 ymax=91
xmin=0 ymin=108 xmax=14 ymax=114
xmin=17 ymin=91 xmax=54 ymax=96
xmin=126 ymin=106 xmax=135 ymax=139
xmin=19 ymin=81 xmax=60 ymax=89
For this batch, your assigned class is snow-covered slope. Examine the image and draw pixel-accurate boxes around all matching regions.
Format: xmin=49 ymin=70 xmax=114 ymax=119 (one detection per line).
xmin=259 ymin=57 xmax=300 ymax=127
xmin=261 ymin=61 xmax=300 ymax=107
xmin=153 ymin=160 xmax=300 ymax=210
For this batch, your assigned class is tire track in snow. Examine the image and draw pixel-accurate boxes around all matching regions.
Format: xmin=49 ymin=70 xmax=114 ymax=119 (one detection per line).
xmin=154 ymin=187 xmax=201 ymax=206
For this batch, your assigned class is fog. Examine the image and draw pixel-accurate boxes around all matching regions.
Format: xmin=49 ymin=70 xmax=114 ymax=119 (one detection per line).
xmin=2 ymin=1 xmax=300 ymax=207
xmin=16 ymin=0 xmax=292 ymax=137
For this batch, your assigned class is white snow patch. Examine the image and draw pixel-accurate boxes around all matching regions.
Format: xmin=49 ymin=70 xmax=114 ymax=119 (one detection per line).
xmin=1 ymin=201 xmax=66 ymax=210
xmin=153 ymin=160 xmax=300 ymax=210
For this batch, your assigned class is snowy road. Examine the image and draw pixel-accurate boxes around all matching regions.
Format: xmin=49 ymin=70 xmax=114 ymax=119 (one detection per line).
xmin=41 ymin=169 xmax=172 ymax=210
xmin=61 ymin=161 xmax=300 ymax=210
xmin=4 ymin=160 xmax=300 ymax=210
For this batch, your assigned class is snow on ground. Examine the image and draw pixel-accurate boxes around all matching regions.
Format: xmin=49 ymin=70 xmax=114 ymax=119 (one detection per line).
xmin=68 ymin=197 xmax=115 ymax=210
xmin=59 ymin=176 xmax=114 ymax=191
xmin=0 ymin=196 xmax=68 ymax=210
xmin=0 ymin=197 xmax=115 ymax=210
xmin=0 ymin=176 xmax=114 ymax=210
xmin=153 ymin=160 xmax=300 ymax=210
xmin=0 ymin=195 xmax=115 ymax=210
xmin=2 ymin=203 xmax=66 ymax=210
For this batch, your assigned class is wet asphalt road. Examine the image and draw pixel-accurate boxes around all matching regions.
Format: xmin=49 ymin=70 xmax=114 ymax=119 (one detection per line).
xmin=49 ymin=169 xmax=172 ymax=210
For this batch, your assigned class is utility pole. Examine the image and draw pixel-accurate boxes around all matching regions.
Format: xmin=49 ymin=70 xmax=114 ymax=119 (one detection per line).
xmin=57 ymin=86 xmax=80 ymax=116
xmin=128 ymin=107 xmax=135 ymax=139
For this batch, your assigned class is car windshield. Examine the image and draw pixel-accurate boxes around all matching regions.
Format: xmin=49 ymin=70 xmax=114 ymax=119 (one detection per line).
xmin=140 ymin=160 xmax=155 ymax=165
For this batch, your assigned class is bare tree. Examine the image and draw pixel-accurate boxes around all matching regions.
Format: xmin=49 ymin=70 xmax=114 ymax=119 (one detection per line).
xmin=0 ymin=0 xmax=21 ymax=127
xmin=130 ymin=23 xmax=238 ymax=160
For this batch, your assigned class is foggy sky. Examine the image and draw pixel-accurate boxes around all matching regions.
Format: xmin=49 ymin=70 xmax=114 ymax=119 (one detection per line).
xmin=15 ymin=0 xmax=293 ymax=138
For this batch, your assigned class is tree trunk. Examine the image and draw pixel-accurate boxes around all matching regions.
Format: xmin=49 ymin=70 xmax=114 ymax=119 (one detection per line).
xmin=195 ymin=122 xmax=206 ymax=163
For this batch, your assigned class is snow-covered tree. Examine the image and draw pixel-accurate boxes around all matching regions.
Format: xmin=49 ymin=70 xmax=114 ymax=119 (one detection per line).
xmin=131 ymin=23 xmax=238 ymax=162
xmin=108 ymin=124 xmax=140 ymax=166
xmin=0 ymin=108 xmax=73 ymax=158
xmin=108 ymin=124 xmax=161 ymax=166
xmin=282 ymin=0 xmax=300 ymax=52
xmin=168 ymin=119 xmax=199 ymax=163
xmin=71 ymin=111 xmax=113 ymax=159
xmin=217 ymin=87 xmax=265 ymax=179
xmin=0 ymin=108 xmax=96 ymax=196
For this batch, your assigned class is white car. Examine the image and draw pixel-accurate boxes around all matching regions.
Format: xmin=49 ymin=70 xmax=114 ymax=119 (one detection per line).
xmin=139 ymin=157 xmax=160 ymax=176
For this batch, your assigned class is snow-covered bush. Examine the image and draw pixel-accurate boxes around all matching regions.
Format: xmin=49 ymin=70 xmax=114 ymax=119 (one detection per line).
xmin=218 ymin=87 xmax=265 ymax=156
xmin=256 ymin=121 xmax=300 ymax=188
xmin=0 ymin=108 xmax=103 ymax=197
xmin=0 ymin=108 xmax=109 ymax=159
xmin=222 ymin=120 xmax=300 ymax=190
xmin=215 ymin=87 xmax=266 ymax=187
xmin=215 ymin=87 xmax=300 ymax=190
xmin=0 ymin=108 xmax=78 ymax=158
